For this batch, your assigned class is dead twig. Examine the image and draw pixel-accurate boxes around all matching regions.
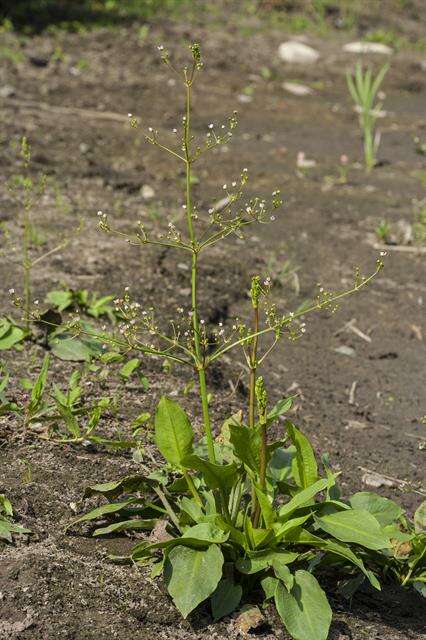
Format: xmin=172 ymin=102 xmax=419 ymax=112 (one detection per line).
xmin=2 ymin=98 xmax=136 ymax=124
xmin=348 ymin=380 xmax=358 ymax=405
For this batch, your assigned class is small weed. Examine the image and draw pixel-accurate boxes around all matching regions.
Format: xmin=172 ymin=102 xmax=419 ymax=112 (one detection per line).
xmin=346 ymin=62 xmax=389 ymax=172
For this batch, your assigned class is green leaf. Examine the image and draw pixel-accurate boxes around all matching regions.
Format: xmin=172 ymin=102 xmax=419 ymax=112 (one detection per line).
xmin=83 ymin=474 xmax=153 ymax=499
xmin=274 ymin=571 xmax=332 ymax=640
xmin=50 ymin=335 xmax=96 ymax=362
xmin=278 ymin=477 xmax=331 ymax=522
xmin=261 ymin=575 xmax=279 ymax=600
xmin=267 ymin=396 xmax=294 ymax=423
xmin=272 ymin=560 xmax=294 ymax=590
xmin=316 ymin=509 xmax=391 ymax=551
xmin=164 ymin=544 xmax=224 ymax=618
xmin=236 ymin=550 xmax=299 ymax=574
xmin=0 ymin=319 xmax=25 ymax=350
xmin=93 ymin=518 xmax=157 ymax=536
xmin=67 ymin=498 xmax=140 ymax=530
xmin=182 ymin=522 xmax=229 ymax=544
xmin=349 ymin=492 xmax=404 ymax=527
xmin=269 ymin=446 xmax=295 ymax=483
xmin=119 ymin=358 xmax=140 ymax=380
xmin=286 ymin=421 xmax=318 ymax=488
xmin=254 ymin=486 xmax=275 ymax=528
xmin=321 ymin=540 xmax=381 ymax=590
xmin=45 ymin=289 xmax=73 ymax=311
xmin=0 ymin=495 xmax=13 ymax=516
xmin=155 ymin=397 xmax=194 ymax=468
xmin=229 ymin=423 xmax=261 ymax=471
xmin=28 ymin=354 xmax=49 ymax=415
xmin=211 ymin=578 xmax=242 ymax=621
xmin=414 ymin=501 xmax=426 ymax=532
xmin=182 ymin=454 xmax=238 ymax=494
xmin=0 ymin=518 xmax=31 ymax=542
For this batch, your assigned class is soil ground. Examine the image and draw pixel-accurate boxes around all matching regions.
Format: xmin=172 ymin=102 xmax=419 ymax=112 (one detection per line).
xmin=0 ymin=3 xmax=425 ymax=639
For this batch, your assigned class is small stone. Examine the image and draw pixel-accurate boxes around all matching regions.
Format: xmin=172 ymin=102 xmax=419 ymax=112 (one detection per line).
xmin=278 ymin=41 xmax=320 ymax=64
xmin=334 ymin=345 xmax=356 ymax=357
xmin=141 ymin=184 xmax=155 ymax=200
xmin=362 ymin=472 xmax=394 ymax=488
xmin=234 ymin=605 xmax=264 ymax=636
xmin=237 ymin=94 xmax=253 ymax=104
xmin=283 ymin=82 xmax=313 ymax=96
xmin=346 ymin=420 xmax=367 ymax=430
xmin=177 ymin=263 xmax=189 ymax=271
xmin=0 ymin=85 xmax=15 ymax=98
xmin=343 ymin=42 xmax=393 ymax=55
xmin=79 ymin=142 xmax=89 ymax=154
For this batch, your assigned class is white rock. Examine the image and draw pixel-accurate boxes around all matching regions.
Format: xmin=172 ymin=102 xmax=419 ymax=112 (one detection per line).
xmin=283 ymin=82 xmax=313 ymax=96
xmin=278 ymin=41 xmax=320 ymax=64
xmin=0 ymin=85 xmax=15 ymax=98
xmin=237 ymin=94 xmax=253 ymax=104
xmin=141 ymin=184 xmax=155 ymax=200
xmin=362 ymin=472 xmax=394 ymax=488
xmin=343 ymin=42 xmax=393 ymax=55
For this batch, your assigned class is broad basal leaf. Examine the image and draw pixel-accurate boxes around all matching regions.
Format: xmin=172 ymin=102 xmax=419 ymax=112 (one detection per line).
xmin=0 ymin=318 xmax=25 ymax=350
xmin=182 ymin=522 xmax=229 ymax=544
xmin=349 ymin=492 xmax=404 ymax=527
xmin=211 ymin=578 xmax=242 ymax=621
xmin=155 ymin=397 xmax=194 ymax=468
xmin=316 ymin=508 xmax=391 ymax=551
xmin=229 ymin=423 xmax=261 ymax=472
xmin=286 ymin=421 xmax=318 ymax=488
xmin=274 ymin=571 xmax=332 ymax=640
xmin=278 ymin=477 xmax=331 ymax=522
xmin=182 ymin=454 xmax=238 ymax=494
xmin=165 ymin=544 xmax=224 ymax=618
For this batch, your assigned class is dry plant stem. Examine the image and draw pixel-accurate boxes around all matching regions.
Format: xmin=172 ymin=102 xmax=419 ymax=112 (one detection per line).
xmin=184 ymin=69 xmax=216 ymax=465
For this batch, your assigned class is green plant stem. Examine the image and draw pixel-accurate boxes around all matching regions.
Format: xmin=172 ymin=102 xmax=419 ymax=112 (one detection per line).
xmin=253 ymin=415 xmax=267 ymax=529
xmin=183 ymin=471 xmax=203 ymax=506
xmin=249 ymin=305 xmax=259 ymax=522
xmin=183 ymin=72 xmax=216 ymax=464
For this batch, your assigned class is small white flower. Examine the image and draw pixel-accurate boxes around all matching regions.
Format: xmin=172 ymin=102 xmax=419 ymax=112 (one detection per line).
xmin=34 ymin=300 xmax=39 ymax=305
xmin=157 ymin=45 xmax=164 ymax=51
xmin=208 ymin=123 xmax=214 ymax=129
xmin=148 ymin=127 xmax=153 ymax=132
xmin=97 ymin=210 xmax=103 ymax=216
xmin=172 ymin=128 xmax=177 ymax=133
xmin=232 ymin=181 xmax=237 ymax=187
xmin=380 ymin=251 xmax=387 ymax=257
xmin=8 ymin=288 xmax=14 ymax=294
xmin=270 ymin=215 xmax=275 ymax=221
xmin=127 ymin=113 xmax=132 ymax=117
xmin=223 ymin=184 xmax=227 ymax=190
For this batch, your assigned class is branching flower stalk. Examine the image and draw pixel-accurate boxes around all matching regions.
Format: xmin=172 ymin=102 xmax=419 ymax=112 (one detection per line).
xmin=92 ymin=44 xmax=388 ymax=485
xmin=6 ymin=138 xmax=76 ymax=334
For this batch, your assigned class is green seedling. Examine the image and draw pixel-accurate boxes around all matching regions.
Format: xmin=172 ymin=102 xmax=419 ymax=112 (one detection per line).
xmin=0 ymin=494 xmax=31 ymax=543
xmin=346 ymin=62 xmax=389 ymax=172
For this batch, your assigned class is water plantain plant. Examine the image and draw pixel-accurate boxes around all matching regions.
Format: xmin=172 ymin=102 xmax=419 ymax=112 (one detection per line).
xmin=65 ymin=44 xmax=424 ymax=639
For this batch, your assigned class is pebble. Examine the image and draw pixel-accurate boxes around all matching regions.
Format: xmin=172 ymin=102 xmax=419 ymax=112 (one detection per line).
xmin=278 ymin=41 xmax=320 ymax=64
xmin=334 ymin=345 xmax=356 ymax=357
xmin=141 ymin=184 xmax=155 ymax=200
xmin=0 ymin=85 xmax=15 ymax=98
xmin=237 ymin=94 xmax=253 ymax=104
xmin=343 ymin=42 xmax=393 ymax=55
xmin=283 ymin=82 xmax=313 ymax=96
xmin=362 ymin=472 xmax=394 ymax=488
